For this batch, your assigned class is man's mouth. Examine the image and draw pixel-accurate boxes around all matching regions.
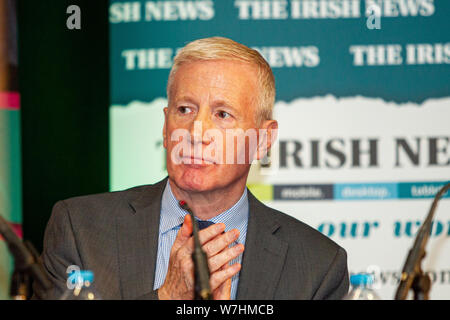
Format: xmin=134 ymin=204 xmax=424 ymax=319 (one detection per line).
xmin=181 ymin=156 xmax=216 ymax=165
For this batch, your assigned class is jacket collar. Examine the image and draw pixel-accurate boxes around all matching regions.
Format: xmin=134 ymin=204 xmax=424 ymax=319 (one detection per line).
xmin=236 ymin=190 xmax=289 ymax=299
xmin=117 ymin=177 xmax=167 ymax=299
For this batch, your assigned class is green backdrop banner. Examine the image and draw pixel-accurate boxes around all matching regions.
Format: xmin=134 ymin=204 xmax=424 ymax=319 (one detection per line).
xmin=109 ymin=0 xmax=450 ymax=299
xmin=0 ymin=100 xmax=22 ymax=300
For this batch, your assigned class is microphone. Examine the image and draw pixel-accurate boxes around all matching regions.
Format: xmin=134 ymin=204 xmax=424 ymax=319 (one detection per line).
xmin=395 ymin=182 xmax=450 ymax=300
xmin=0 ymin=214 xmax=52 ymax=299
xmin=179 ymin=200 xmax=212 ymax=300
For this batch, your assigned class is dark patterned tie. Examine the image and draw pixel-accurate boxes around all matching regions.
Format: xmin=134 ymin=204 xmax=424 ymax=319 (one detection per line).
xmin=196 ymin=220 xmax=215 ymax=230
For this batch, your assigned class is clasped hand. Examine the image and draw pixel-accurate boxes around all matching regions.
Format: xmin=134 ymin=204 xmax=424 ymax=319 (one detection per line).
xmin=158 ymin=214 xmax=244 ymax=300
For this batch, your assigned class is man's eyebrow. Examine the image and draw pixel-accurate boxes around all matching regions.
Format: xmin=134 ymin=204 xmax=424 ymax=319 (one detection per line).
xmin=172 ymin=97 xmax=240 ymax=114
xmin=211 ymin=100 xmax=239 ymax=113
xmin=173 ymin=96 xmax=198 ymax=105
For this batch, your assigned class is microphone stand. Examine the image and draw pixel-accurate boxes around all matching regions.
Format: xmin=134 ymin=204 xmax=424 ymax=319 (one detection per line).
xmin=179 ymin=201 xmax=212 ymax=300
xmin=395 ymin=182 xmax=450 ymax=300
xmin=0 ymin=215 xmax=52 ymax=299
xmin=10 ymin=268 xmax=30 ymax=300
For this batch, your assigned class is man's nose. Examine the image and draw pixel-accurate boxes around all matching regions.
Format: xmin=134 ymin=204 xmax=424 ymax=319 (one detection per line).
xmin=189 ymin=108 xmax=214 ymax=145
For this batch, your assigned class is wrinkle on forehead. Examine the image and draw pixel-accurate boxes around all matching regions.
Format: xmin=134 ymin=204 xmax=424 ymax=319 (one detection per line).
xmin=169 ymin=60 xmax=259 ymax=110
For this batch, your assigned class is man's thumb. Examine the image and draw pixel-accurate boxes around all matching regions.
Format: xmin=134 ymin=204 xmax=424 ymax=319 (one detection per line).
xmin=172 ymin=214 xmax=193 ymax=252
xmin=181 ymin=214 xmax=193 ymax=238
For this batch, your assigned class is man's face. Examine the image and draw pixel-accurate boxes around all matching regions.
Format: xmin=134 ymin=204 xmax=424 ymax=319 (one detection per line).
xmin=163 ymin=59 xmax=269 ymax=193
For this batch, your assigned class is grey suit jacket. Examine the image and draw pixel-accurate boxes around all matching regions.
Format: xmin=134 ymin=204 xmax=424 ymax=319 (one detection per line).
xmin=34 ymin=177 xmax=349 ymax=300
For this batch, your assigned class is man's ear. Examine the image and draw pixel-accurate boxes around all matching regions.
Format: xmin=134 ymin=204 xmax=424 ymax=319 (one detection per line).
xmin=256 ymin=120 xmax=278 ymax=161
xmin=163 ymin=107 xmax=168 ymax=149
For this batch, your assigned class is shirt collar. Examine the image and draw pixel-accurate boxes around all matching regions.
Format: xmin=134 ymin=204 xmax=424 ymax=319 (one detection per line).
xmin=160 ymin=180 xmax=249 ymax=240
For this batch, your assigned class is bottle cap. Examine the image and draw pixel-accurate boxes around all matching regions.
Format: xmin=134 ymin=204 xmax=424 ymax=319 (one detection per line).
xmin=69 ymin=270 xmax=94 ymax=284
xmin=350 ymin=273 xmax=374 ymax=286
xmin=79 ymin=270 xmax=94 ymax=283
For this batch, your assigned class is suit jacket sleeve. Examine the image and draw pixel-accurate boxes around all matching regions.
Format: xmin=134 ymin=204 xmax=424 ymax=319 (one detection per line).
xmin=312 ymin=246 xmax=349 ymax=300
xmin=32 ymin=200 xmax=84 ymax=300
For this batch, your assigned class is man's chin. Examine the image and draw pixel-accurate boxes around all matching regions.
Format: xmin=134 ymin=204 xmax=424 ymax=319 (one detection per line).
xmin=173 ymin=180 xmax=213 ymax=194
xmin=170 ymin=170 xmax=216 ymax=193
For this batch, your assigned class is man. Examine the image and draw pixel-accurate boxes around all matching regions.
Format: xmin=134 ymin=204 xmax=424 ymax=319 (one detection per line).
xmin=34 ymin=37 xmax=349 ymax=300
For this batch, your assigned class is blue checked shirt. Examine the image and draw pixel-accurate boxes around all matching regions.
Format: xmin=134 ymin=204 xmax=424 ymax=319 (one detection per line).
xmin=153 ymin=180 xmax=249 ymax=300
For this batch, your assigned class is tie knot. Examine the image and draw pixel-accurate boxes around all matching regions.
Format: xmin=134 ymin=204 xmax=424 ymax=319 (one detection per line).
xmin=196 ymin=220 xmax=215 ymax=230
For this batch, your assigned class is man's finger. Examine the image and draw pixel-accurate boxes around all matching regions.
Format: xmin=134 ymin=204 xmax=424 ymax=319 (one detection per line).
xmin=198 ymin=223 xmax=226 ymax=245
xmin=181 ymin=223 xmax=226 ymax=255
xmin=170 ymin=214 xmax=193 ymax=254
xmin=213 ymin=269 xmax=232 ymax=300
xmin=210 ymin=263 xmax=241 ymax=292
xmin=208 ymin=243 xmax=244 ymax=273
xmin=203 ymin=229 xmax=240 ymax=258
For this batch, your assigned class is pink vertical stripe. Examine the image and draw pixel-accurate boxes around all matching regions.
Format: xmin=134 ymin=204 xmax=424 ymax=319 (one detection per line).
xmin=0 ymin=222 xmax=23 ymax=240
xmin=0 ymin=92 xmax=20 ymax=110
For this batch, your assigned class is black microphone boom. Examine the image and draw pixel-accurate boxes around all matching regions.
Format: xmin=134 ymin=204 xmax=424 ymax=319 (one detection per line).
xmin=179 ymin=200 xmax=212 ymax=300
xmin=395 ymin=182 xmax=450 ymax=300
xmin=0 ymin=214 xmax=52 ymax=299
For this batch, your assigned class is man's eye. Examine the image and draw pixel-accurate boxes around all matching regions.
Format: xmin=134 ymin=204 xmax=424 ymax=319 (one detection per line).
xmin=178 ymin=106 xmax=192 ymax=114
xmin=217 ymin=111 xmax=231 ymax=119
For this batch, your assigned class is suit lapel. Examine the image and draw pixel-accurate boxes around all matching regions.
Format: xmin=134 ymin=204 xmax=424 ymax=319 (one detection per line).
xmin=237 ymin=192 xmax=288 ymax=299
xmin=116 ymin=179 xmax=287 ymax=299
xmin=116 ymin=178 xmax=167 ymax=299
